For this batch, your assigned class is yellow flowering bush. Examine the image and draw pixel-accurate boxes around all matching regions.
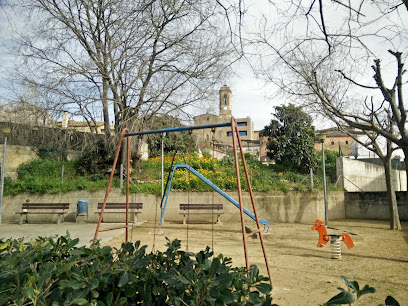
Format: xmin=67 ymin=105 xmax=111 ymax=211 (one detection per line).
xmin=136 ymin=151 xmax=333 ymax=194
xmin=141 ymin=153 xmax=235 ymax=191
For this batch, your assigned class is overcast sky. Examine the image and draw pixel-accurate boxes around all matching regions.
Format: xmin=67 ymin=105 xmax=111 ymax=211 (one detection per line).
xmin=0 ymin=2 xmax=280 ymax=132
xmin=229 ymin=70 xmax=274 ymax=131
xmin=1 ymin=1 xmax=406 ymax=133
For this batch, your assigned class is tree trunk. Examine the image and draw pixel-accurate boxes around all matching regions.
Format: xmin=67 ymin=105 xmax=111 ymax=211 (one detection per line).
xmin=102 ymin=75 xmax=111 ymax=141
xmin=402 ymin=147 xmax=408 ymax=228
xmin=384 ymin=158 xmax=401 ymax=230
xmin=402 ymin=147 xmax=408 ymax=192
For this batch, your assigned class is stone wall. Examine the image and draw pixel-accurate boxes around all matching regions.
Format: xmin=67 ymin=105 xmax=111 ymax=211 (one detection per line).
xmin=0 ymin=145 xmax=81 ymax=178
xmin=2 ymin=190 xmax=345 ymax=225
xmin=345 ymin=191 xmax=408 ymax=221
xmin=5 ymin=189 xmax=406 ymax=225
xmin=0 ymin=145 xmax=38 ymax=177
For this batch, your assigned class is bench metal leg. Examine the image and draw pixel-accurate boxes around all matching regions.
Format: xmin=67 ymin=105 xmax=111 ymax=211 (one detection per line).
xmin=57 ymin=214 xmax=61 ymax=224
xmin=183 ymin=214 xmax=186 ymax=225
xmin=19 ymin=213 xmax=24 ymax=225
xmin=217 ymin=214 xmax=221 ymax=225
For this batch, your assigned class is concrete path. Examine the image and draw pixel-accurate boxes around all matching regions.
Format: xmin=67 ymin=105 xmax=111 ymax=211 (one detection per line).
xmin=0 ymin=222 xmax=143 ymax=247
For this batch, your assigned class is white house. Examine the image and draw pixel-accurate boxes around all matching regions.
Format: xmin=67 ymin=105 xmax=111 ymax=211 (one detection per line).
xmin=350 ymin=134 xmax=404 ymax=161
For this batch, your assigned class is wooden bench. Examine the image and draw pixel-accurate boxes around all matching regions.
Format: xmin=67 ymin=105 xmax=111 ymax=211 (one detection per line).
xmin=18 ymin=203 xmax=69 ymax=225
xmin=96 ymin=203 xmax=143 ymax=222
xmin=179 ymin=204 xmax=224 ymax=225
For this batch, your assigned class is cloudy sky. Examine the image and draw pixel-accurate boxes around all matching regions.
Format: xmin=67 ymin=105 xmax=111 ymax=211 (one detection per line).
xmin=229 ymin=71 xmax=274 ymax=131
xmin=1 ymin=1 xmax=405 ymax=133
xmin=0 ymin=2 xmax=280 ymax=132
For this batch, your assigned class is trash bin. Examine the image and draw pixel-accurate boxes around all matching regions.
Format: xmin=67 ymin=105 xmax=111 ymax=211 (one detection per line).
xmin=76 ymin=200 xmax=88 ymax=222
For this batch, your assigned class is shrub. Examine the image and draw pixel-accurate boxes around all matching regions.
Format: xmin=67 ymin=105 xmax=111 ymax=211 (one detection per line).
xmin=323 ymin=276 xmax=400 ymax=306
xmin=36 ymin=146 xmax=67 ymax=161
xmin=76 ymin=139 xmax=115 ymax=175
xmin=314 ymin=149 xmax=338 ymax=183
xmin=0 ymin=234 xmax=274 ymax=305
xmin=4 ymin=159 xmax=119 ymax=195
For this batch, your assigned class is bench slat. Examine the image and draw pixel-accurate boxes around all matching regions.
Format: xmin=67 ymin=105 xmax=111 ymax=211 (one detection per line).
xmin=179 ymin=204 xmax=223 ymax=225
xmin=96 ymin=203 xmax=143 ymax=223
xmin=22 ymin=203 xmax=69 ymax=210
xmin=180 ymin=204 xmax=223 ymax=210
xmin=19 ymin=212 xmax=68 ymax=215
xmin=97 ymin=203 xmax=143 ymax=210
xmin=179 ymin=212 xmax=224 ymax=215
xmin=21 ymin=207 xmax=67 ymax=210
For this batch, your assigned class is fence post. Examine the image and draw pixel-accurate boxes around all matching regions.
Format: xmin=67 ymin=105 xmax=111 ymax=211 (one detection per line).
xmin=310 ymin=168 xmax=313 ymax=191
xmin=120 ymin=164 xmax=123 ymax=189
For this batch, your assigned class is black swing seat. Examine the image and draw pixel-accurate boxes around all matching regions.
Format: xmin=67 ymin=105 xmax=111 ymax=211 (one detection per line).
xmin=179 ymin=203 xmax=223 ymax=224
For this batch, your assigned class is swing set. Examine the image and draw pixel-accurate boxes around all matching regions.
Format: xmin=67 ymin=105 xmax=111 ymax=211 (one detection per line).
xmin=94 ymin=116 xmax=273 ymax=287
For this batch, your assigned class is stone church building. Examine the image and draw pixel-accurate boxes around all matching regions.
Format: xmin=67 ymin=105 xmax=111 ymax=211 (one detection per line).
xmin=193 ymin=85 xmax=257 ymax=154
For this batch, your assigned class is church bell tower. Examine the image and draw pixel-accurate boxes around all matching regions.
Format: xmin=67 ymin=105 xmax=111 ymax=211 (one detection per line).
xmin=219 ymin=85 xmax=232 ymax=118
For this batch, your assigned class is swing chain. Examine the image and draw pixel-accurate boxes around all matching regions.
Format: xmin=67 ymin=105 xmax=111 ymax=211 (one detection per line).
xmin=186 ymin=165 xmax=190 ymax=251
xmin=211 ymin=127 xmax=216 ymax=254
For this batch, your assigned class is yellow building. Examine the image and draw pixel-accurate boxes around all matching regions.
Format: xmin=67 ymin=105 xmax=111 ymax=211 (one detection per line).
xmin=55 ymin=112 xmax=115 ymax=134
xmin=315 ymin=127 xmax=363 ymax=156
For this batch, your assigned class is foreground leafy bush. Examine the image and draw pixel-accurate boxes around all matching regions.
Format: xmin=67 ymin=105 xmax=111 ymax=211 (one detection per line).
xmin=323 ymin=276 xmax=400 ymax=306
xmin=0 ymin=234 xmax=274 ymax=305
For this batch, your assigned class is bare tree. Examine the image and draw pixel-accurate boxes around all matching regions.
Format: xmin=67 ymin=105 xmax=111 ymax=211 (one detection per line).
xmin=338 ymin=119 xmax=401 ymax=229
xmin=245 ymin=1 xmax=407 ymax=229
xmin=7 ymin=0 xmax=237 ymax=151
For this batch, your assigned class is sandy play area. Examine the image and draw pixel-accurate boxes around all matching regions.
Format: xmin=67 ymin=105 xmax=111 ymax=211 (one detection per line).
xmin=106 ymin=219 xmax=408 ymax=305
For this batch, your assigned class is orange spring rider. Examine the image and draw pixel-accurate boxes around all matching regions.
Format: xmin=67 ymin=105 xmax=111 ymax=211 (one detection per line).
xmin=311 ymin=219 xmax=354 ymax=259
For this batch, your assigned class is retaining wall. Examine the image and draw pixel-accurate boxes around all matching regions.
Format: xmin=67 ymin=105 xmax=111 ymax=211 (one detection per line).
xmin=337 ymin=157 xmax=407 ymax=192
xmin=345 ymin=191 xmax=408 ymax=220
xmin=0 ymin=145 xmax=81 ymax=178
xmin=3 ymin=190 xmax=406 ymax=224
xmin=2 ymin=190 xmax=344 ymax=225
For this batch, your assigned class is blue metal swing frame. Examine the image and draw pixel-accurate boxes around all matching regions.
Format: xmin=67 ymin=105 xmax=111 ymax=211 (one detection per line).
xmin=158 ymin=163 xmax=270 ymax=231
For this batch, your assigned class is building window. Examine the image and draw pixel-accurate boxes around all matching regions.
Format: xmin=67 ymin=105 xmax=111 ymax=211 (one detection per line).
xmin=345 ymin=141 xmax=349 ymax=144
xmin=237 ymin=122 xmax=247 ymax=126
xmin=207 ymin=117 xmax=210 ymax=121
xmin=224 ymin=94 xmax=228 ymax=105
xmin=331 ymin=141 xmax=335 ymax=145
xmin=227 ymin=131 xmax=247 ymax=136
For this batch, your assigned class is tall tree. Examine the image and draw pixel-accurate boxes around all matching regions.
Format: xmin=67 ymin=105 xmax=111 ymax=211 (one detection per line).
xmin=144 ymin=114 xmax=196 ymax=157
xmin=248 ymin=1 xmax=407 ymax=229
xmin=8 ymin=0 xmax=237 ymax=147
xmin=261 ymin=104 xmax=316 ymax=172
xmin=349 ymin=119 xmax=402 ymax=229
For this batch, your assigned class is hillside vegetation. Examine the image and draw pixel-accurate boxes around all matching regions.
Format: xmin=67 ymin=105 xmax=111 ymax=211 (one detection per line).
xmin=4 ymin=151 xmax=338 ymax=196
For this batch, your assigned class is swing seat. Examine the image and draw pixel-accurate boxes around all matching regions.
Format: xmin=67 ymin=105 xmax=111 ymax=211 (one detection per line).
xmin=179 ymin=203 xmax=223 ymax=224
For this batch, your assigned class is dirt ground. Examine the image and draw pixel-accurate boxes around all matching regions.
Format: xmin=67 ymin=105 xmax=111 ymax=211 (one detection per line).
xmin=107 ymin=219 xmax=408 ymax=305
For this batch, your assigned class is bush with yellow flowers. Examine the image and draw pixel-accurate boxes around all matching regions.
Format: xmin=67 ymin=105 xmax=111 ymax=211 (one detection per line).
xmin=134 ymin=152 xmax=335 ymax=194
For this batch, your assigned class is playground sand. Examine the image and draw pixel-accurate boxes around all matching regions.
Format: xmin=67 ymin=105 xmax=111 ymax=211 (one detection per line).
xmin=107 ymin=220 xmax=408 ymax=306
